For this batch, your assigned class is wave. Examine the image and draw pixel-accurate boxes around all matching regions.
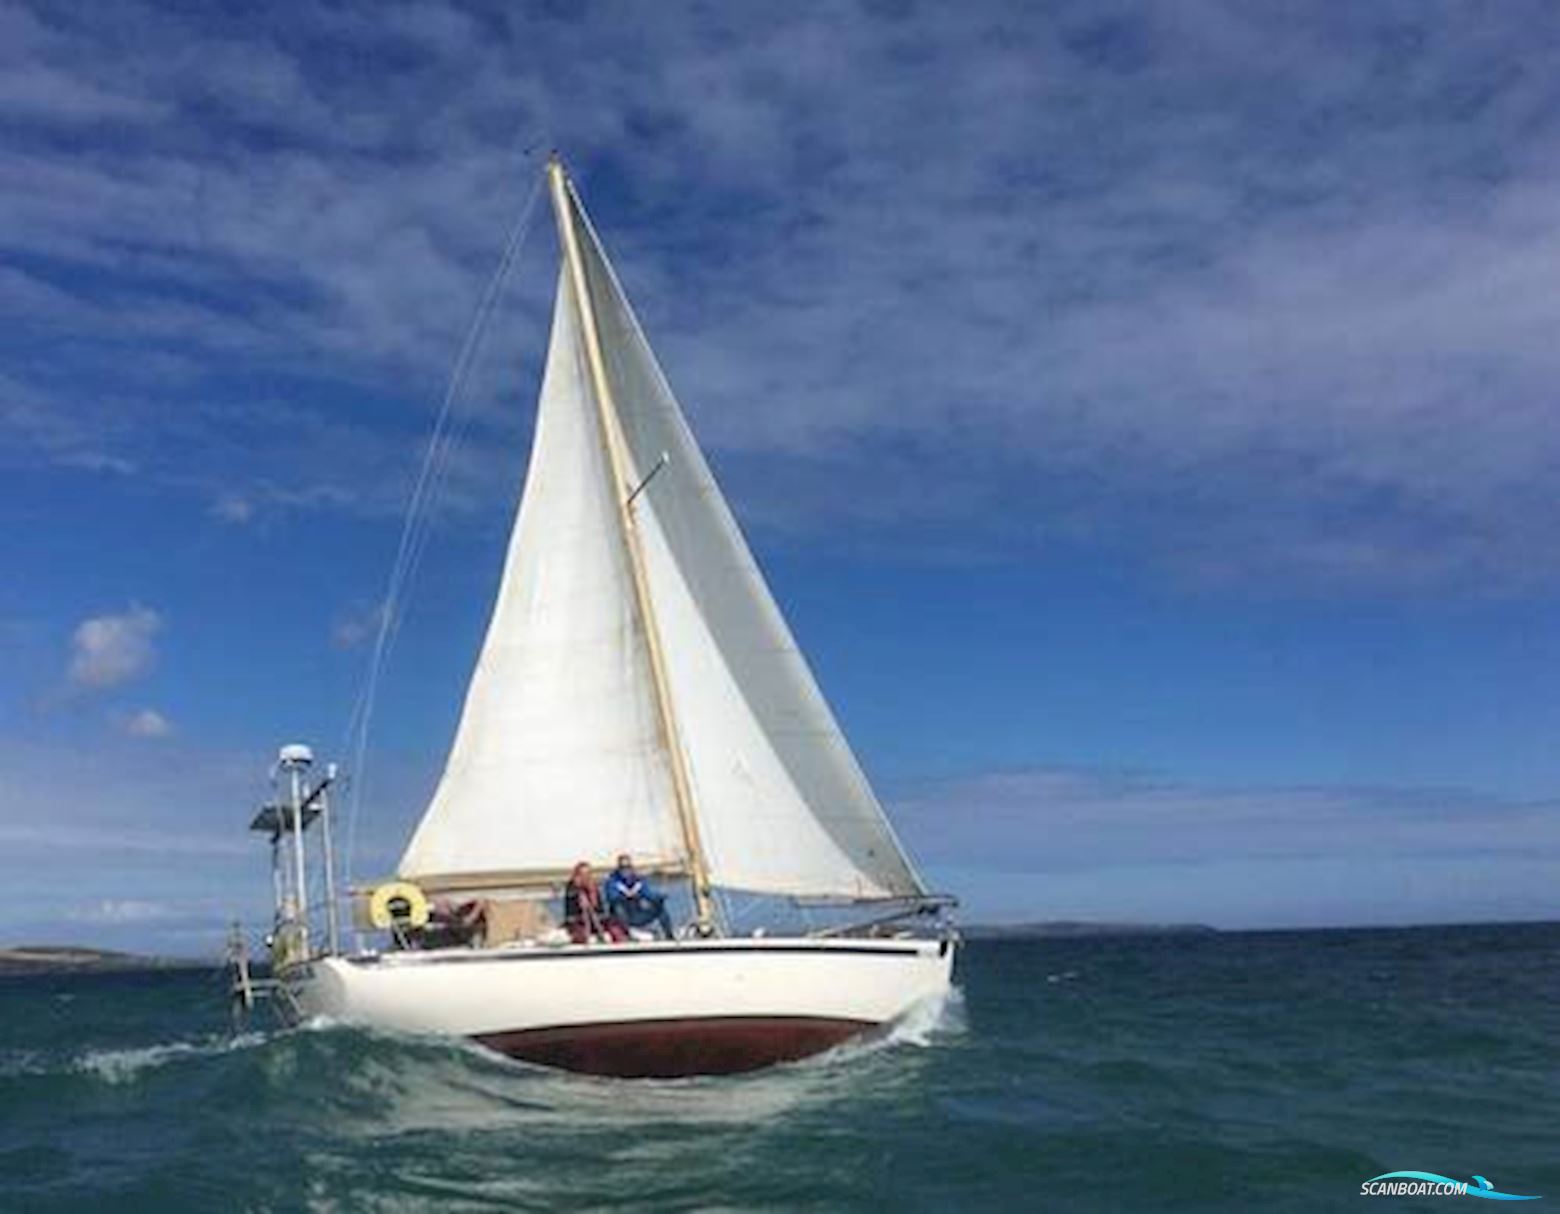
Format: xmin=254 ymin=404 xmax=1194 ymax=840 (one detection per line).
xmin=0 ymin=1050 xmax=46 ymax=1079
xmin=1 ymin=984 xmax=972 ymax=1158
xmin=887 ymin=983 xmax=967 ymax=1047
xmin=72 ymin=1032 xmax=269 ymax=1085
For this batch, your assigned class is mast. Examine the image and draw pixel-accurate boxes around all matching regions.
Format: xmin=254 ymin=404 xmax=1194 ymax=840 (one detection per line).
xmin=545 ymin=155 xmax=716 ymax=933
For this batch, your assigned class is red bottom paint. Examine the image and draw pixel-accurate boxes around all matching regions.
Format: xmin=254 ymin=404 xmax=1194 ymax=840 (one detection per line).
xmin=475 ymin=1016 xmax=875 ymax=1078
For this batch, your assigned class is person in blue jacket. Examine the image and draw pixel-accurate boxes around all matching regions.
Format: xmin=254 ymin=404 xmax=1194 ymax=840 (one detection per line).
xmin=604 ymin=853 xmax=675 ymax=940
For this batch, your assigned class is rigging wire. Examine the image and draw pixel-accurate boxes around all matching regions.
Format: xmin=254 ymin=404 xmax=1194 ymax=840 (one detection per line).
xmin=340 ymin=170 xmax=545 ymax=895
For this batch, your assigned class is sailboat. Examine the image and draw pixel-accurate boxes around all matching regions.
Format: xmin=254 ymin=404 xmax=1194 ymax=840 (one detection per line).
xmin=248 ymin=156 xmax=956 ymax=1078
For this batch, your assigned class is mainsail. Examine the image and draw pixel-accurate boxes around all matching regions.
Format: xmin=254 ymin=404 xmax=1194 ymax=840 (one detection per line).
xmin=400 ymin=164 xmax=925 ymax=903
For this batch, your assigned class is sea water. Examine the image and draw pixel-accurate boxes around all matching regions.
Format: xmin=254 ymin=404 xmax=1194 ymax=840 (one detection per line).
xmin=2 ymin=923 xmax=1556 ymax=1211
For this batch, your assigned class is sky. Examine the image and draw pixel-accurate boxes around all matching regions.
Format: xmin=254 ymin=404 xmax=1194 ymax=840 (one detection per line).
xmin=3 ymin=0 xmax=1559 ymax=955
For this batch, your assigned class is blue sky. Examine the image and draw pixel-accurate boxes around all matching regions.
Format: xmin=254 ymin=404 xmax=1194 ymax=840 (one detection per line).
xmin=3 ymin=1 xmax=1559 ymax=954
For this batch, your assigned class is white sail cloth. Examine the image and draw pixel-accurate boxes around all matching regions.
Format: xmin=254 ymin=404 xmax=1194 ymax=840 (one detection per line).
xmin=401 ymin=173 xmax=925 ymax=902
xmin=571 ymin=192 xmax=923 ymax=901
xmin=399 ymin=272 xmax=686 ymax=883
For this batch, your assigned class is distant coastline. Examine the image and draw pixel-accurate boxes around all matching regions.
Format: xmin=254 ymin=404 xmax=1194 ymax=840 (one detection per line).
xmin=0 ymin=946 xmax=204 ymax=975
xmin=960 ymin=921 xmax=1219 ymax=940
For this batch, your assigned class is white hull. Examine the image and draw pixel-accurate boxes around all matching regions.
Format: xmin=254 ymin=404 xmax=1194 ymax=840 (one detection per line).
xmin=282 ymin=935 xmax=956 ymax=1076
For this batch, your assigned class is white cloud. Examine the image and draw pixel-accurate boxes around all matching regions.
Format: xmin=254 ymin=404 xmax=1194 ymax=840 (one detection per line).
xmin=67 ymin=898 xmax=177 ymax=924
xmin=0 ymin=733 xmax=423 ymax=954
xmin=0 ymin=822 xmax=247 ymax=858
xmin=209 ymin=493 xmax=254 ymax=525
xmin=893 ymin=766 xmax=1560 ymax=926
xmin=3 ymin=4 xmax=1560 ymax=593
xmin=332 ymin=601 xmax=388 ymax=650
xmin=121 ymin=708 xmax=173 ymax=739
xmin=898 ymin=767 xmax=1560 ymax=870
xmin=67 ymin=605 xmax=162 ymax=690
